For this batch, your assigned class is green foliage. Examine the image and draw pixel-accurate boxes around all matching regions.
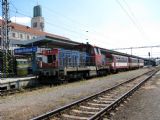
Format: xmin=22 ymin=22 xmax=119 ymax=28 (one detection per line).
xmin=17 ymin=68 xmax=28 ymax=76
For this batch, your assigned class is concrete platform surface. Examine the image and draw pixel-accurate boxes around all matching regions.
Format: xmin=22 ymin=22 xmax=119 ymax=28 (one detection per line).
xmin=0 ymin=76 xmax=36 ymax=84
xmin=112 ymin=70 xmax=160 ymax=120
xmin=0 ymin=76 xmax=37 ymax=90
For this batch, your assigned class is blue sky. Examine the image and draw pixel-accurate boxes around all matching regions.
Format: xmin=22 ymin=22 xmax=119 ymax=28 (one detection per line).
xmin=1 ymin=0 xmax=160 ymax=58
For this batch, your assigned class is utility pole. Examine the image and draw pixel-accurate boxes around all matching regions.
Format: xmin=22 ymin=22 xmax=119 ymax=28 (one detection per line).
xmin=1 ymin=0 xmax=11 ymax=78
xmin=130 ymin=47 xmax=132 ymax=56
xmin=86 ymin=31 xmax=89 ymax=44
xmin=148 ymin=52 xmax=151 ymax=67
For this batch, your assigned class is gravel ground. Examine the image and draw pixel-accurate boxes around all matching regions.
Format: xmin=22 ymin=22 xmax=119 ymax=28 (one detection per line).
xmin=0 ymin=68 xmax=150 ymax=120
xmin=111 ymin=69 xmax=160 ymax=120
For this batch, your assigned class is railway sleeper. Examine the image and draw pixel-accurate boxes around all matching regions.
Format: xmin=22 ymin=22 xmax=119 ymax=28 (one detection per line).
xmin=72 ymin=109 xmax=97 ymax=115
xmin=80 ymin=105 xmax=102 ymax=111
xmin=31 ymin=69 xmax=159 ymax=120
xmin=62 ymin=114 xmax=89 ymax=120
xmin=76 ymin=106 xmax=100 ymax=113
xmin=93 ymin=99 xmax=115 ymax=104
xmin=87 ymin=102 xmax=108 ymax=107
xmin=69 ymin=109 xmax=95 ymax=117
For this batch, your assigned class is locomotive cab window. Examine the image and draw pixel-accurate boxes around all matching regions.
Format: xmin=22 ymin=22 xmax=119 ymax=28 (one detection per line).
xmin=98 ymin=48 xmax=101 ymax=55
xmin=94 ymin=48 xmax=98 ymax=55
xmin=47 ymin=55 xmax=56 ymax=63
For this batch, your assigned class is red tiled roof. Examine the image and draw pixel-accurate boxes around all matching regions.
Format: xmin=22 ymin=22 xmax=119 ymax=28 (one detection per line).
xmin=0 ymin=19 xmax=70 ymax=40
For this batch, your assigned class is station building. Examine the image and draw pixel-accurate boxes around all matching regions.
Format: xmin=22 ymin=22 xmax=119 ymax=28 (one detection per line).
xmin=0 ymin=4 xmax=77 ymax=77
xmin=0 ymin=4 xmax=71 ymax=49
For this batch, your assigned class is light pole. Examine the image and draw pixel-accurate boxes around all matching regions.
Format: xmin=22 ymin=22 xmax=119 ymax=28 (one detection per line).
xmin=86 ymin=31 xmax=89 ymax=44
xmin=130 ymin=47 xmax=132 ymax=56
xmin=148 ymin=52 xmax=150 ymax=67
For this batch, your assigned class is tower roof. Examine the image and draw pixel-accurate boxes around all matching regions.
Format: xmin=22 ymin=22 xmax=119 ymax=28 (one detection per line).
xmin=33 ymin=5 xmax=42 ymax=17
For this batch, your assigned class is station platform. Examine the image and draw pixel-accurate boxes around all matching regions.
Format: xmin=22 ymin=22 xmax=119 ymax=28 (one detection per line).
xmin=0 ymin=76 xmax=38 ymax=90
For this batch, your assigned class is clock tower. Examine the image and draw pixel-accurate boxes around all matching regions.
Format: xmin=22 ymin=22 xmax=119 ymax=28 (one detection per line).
xmin=31 ymin=5 xmax=44 ymax=31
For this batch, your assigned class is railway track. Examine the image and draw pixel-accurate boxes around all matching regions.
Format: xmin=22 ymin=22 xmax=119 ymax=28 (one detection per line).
xmin=31 ymin=68 xmax=159 ymax=120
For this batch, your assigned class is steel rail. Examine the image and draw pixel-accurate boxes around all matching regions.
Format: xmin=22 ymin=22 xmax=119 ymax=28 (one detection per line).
xmin=89 ymin=69 xmax=158 ymax=120
xmin=31 ymin=69 xmax=156 ymax=120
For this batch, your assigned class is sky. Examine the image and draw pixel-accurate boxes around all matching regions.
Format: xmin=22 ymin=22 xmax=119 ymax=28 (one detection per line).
xmin=1 ymin=0 xmax=160 ymax=58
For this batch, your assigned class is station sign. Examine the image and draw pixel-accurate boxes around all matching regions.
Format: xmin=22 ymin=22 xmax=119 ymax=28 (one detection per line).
xmin=14 ymin=47 xmax=37 ymax=54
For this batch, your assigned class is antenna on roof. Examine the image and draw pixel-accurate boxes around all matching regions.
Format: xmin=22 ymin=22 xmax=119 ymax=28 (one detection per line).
xmin=36 ymin=0 xmax=39 ymax=5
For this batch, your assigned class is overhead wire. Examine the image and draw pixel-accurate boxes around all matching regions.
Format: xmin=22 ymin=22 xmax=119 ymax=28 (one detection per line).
xmin=42 ymin=5 xmax=113 ymax=37
xmin=5 ymin=0 xmax=160 ymax=58
xmin=115 ymin=0 xmax=150 ymax=41
xmin=9 ymin=1 xmax=117 ymax=46
xmin=123 ymin=0 xmax=150 ymax=41
xmin=26 ymin=0 xmax=118 ymax=45
xmin=42 ymin=5 xmax=118 ymax=45
xmin=9 ymin=2 xmax=88 ymax=42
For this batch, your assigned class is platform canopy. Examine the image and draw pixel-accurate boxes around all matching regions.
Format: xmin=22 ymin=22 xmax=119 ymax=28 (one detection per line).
xmin=11 ymin=35 xmax=81 ymax=49
xmin=10 ymin=35 xmax=153 ymax=62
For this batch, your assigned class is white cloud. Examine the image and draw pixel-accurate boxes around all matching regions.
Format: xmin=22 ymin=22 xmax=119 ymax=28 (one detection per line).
xmin=87 ymin=21 xmax=160 ymax=58
xmin=10 ymin=17 xmax=31 ymax=26
xmin=0 ymin=16 xmax=31 ymax=26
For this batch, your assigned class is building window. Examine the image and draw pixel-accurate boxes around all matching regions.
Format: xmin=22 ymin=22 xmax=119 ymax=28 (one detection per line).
xmin=33 ymin=36 xmax=36 ymax=39
xmin=20 ymin=34 xmax=23 ymax=39
xmin=12 ymin=33 xmax=15 ymax=37
xmin=40 ymin=22 xmax=44 ymax=28
xmin=27 ymin=35 xmax=30 ymax=39
xmin=0 ymin=27 xmax=1 ymax=35
xmin=33 ymin=22 xmax=37 ymax=27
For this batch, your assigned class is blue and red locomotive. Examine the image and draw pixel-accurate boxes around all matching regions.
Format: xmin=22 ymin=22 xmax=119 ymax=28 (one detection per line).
xmin=37 ymin=43 xmax=144 ymax=81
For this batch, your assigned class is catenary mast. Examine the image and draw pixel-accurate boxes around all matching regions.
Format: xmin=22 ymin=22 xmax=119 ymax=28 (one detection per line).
xmin=1 ymin=0 xmax=10 ymax=78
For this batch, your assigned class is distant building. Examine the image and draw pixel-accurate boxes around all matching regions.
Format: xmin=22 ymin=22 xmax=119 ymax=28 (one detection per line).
xmin=0 ymin=4 xmax=69 ymax=49
xmin=0 ymin=19 xmax=69 ymax=48
xmin=31 ymin=5 xmax=44 ymax=31
xmin=0 ymin=4 xmax=45 ymax=41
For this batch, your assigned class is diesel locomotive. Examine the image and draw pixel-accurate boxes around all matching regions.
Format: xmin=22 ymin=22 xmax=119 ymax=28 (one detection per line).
xmin=37 ymin=43 xmax=144 ymax=81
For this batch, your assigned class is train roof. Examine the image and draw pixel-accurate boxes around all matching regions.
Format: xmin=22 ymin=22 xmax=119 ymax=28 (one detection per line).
xmin=98 ymin=47 xmax=144 ymax=59
xmin=11 ymin=36 xmax=153 ymax=61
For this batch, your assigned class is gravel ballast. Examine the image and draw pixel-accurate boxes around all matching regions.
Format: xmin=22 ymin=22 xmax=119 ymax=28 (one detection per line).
xmin=111 ymin=69 xmax=160 ymax=120
xmin=0 ymin=68 xmax=150 ymax=120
